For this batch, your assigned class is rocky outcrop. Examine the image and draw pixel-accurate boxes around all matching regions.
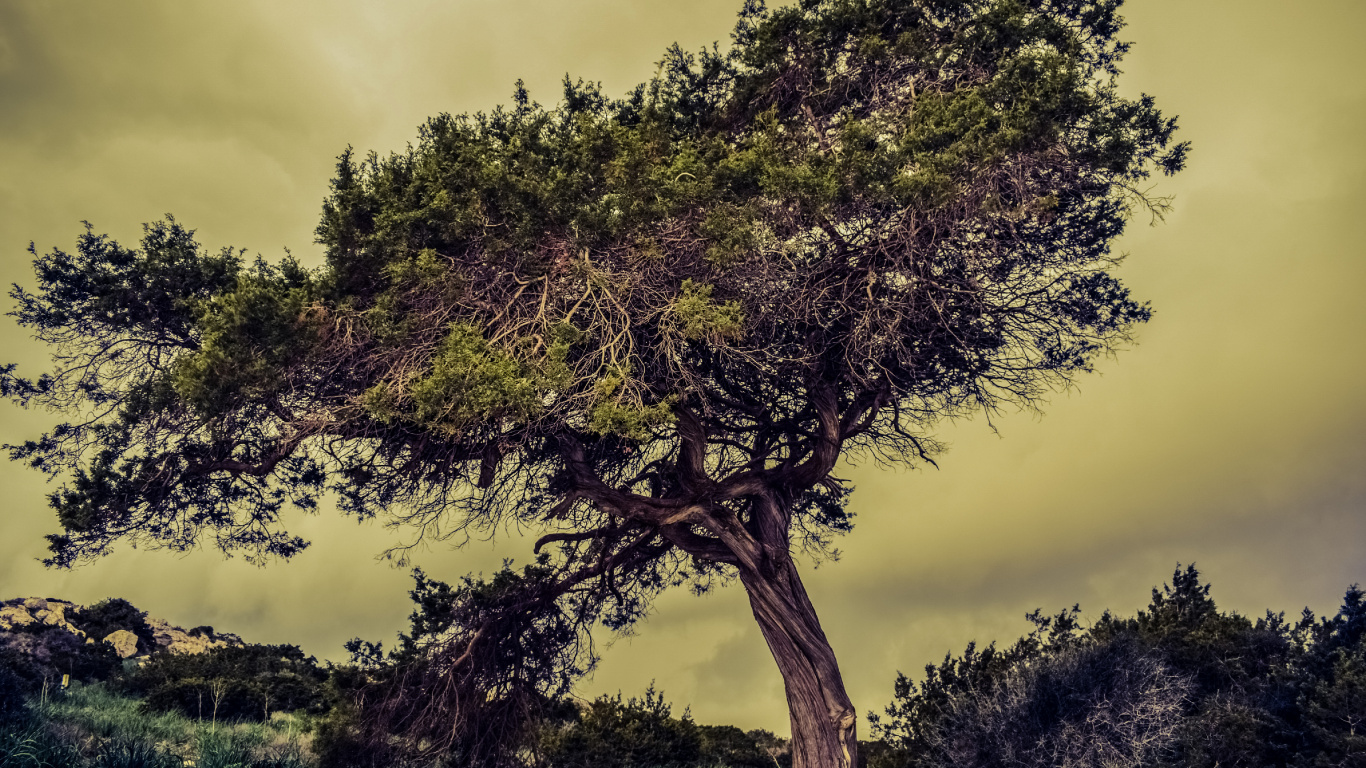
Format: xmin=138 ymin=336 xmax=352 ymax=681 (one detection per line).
xmin=0 ymin=604 xmax=35 ymax=629
xmin=0 ymin=597 xmax=244 ymax=661
xmin=146 ymin=616 xmax=242 ymax=655
xmin=1 ymin=598 xmax=84 ymax=636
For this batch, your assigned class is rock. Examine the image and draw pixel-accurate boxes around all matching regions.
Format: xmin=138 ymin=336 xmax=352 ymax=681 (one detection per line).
xmin=146 ymin=617 xmax=242 ymax=655
xmin=103 ymin=629 xmax=140 ymax=659
xmin=0 ymin=605 xmax=34 ymax=630
xmin=3 ymin=596 xmax=246 ymax=663
xmin=36 ymin=602 xmax=74 ymax=629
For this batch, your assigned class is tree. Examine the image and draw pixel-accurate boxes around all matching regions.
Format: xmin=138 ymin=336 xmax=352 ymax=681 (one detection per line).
xmin=2 ymin=0 xmax=1186 ymax=765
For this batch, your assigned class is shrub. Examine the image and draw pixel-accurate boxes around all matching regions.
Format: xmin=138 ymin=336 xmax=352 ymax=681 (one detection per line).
xmin=918 ymin=640 xmax=1189 ymax=768
xmin=697 ymin=724 xmax=785 ymax=768
xmin=311 ymin=701 xmax=398 ymax=768
xmin=0 ymin=622 xmax=121 ymax=684
xmin=123 ymin=644 xmax=331 ymax=722
xmin=871 ymin=569 xmax=1366 ymax=768
xmin=0 ymin=648 xmax=40 ymax=723
xmin=536 ymin=686 xmax=701 ymax=768
xmin=70 ymin=598 xmax=156 ymax=652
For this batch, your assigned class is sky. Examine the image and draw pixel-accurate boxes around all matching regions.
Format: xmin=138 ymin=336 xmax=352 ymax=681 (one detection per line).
xmin=1 ymin=0 xmax=1364 ymax=735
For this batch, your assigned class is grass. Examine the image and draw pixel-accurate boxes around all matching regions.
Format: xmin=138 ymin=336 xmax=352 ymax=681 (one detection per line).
xmin=1 ymin=682 xmax=312 ymax=768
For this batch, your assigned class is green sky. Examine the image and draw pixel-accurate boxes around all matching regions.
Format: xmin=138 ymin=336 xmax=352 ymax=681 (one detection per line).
xmin=2 ymin=0 xmax=1363 ymax=734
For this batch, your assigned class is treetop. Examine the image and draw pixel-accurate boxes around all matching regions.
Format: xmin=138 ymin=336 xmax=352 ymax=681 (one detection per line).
xmin=6 ymin=0 xmax=1184 ymax=576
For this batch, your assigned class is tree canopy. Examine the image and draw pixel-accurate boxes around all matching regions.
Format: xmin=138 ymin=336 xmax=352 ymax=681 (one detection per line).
xmin=4 ymin=0 xmax=1185 ymax=765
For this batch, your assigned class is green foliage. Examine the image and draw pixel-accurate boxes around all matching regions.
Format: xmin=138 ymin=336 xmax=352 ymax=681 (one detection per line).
xmin=10 ymin=681 xmax=314 ymax=768
xmin=411 ymin=324 xmax=540 ymax=427
xmin=122 ymin=644 xmax=331 ymax=722
xmin=698 ymin=204 xmax=760 ymax=268
xmin=170 ymin=258 xmax=318 ymax=415
xmin=362 ymin=322 xmax=550 ymax=434
xmin=588 ymin=369 xmax=676 ymax=440
xmin=697 ymin=724 xmax=788 ymax=768
xmin=537 ymin=686 xmax=702 ymax=768
xmin=1300 ymin=646 xmax=1366 ymax=765
xmin=532 ymin=686 xmax=788 ymax=768
xmin=870 ymin=568 xmax=1366 ymax=768
xmin=2 ymin=0 xmax=1187 ymax=564
xmin=672 ymin=280 xmax=744 ymax=342
xmin=308 ymin=701 xmax=394 ymax=768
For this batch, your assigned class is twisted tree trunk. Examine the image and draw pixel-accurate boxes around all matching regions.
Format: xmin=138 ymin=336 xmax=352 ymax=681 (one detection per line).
xmin=739 ymin=554 xmax=858 ymax=768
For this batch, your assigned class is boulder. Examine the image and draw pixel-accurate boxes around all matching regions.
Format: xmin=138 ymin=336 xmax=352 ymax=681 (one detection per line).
xmin=23 ymin=598 xmax=47 ymax=612
xmin=103 ymin=629 xmax=140 ymax=659
xmin=0 ymin=605 xmax=34 ymax=630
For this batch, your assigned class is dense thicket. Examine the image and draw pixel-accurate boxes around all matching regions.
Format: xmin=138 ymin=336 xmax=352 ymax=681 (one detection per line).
xmin=869 ymin=567 xmax=1366 ymax=768
xmin=121 ymin=644 xmax=333 ymax=722
xmin=3 ymin=0 xmax=1186 ymax=764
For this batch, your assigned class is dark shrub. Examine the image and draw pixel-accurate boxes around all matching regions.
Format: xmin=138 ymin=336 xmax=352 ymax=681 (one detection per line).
xmin=124 ymin=643 xmax=330 ymax=721
xmin=697 ymin=724 xmax=783 ymax=768
xmin=1 ymin=621 xmax=121 ymax=683
xmin=870 ymin=569 xmax=1366 ymax=768
xmin=70 ymin=598 xmax=156 ymax=652
xmin=537 ymin=686 xmax=702 ymax=768
xmin=0 ymin=647 xmax=39 ymax=722
xmin=311 ymin=701 xmax=399 ymax=768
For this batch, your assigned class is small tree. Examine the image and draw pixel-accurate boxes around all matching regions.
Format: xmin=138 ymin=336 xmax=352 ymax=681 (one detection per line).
xmin=3 ymin=0 xmax=1185 ymax=765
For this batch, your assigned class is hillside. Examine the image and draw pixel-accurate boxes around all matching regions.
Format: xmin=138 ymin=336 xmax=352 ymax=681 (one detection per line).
xmin=0 ymin=596 xmax=242 ymax=671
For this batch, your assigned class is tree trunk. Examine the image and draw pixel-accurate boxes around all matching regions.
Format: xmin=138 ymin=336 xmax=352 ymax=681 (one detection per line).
xmin=739 ymin=557 xmax=858 ymax=768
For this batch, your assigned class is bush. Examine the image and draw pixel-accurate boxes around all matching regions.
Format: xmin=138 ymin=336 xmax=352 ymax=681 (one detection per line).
xmin=871 ymin=568 xmax=1366 ymax=768
xmin=536 ymin=686 xmax=701 ymax=768
xmin=921 ymin=640 xmax=1189 ymax=768
xmin=697 ymin=724 xmax=786 ymax=768
xmin=70 ymin=598 xmax=156 ymax=652
xmin=0 ymin=622 xmax=121 ymax=685
xmin=0 ymin=648 xmax=40 ymax=723
xmin=311 ymin=701 xmax=398 ymax=768
xmin=122 ymin=644 xmax=331 ymax=722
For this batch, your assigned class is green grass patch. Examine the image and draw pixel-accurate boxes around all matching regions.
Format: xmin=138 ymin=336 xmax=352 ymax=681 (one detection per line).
xmin=2 ymin=682 xmax=311 ymax=768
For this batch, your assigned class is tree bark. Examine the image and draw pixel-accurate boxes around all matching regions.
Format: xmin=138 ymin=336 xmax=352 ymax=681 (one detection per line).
xmin=739 ymin=556 xmax=858 ymax=768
